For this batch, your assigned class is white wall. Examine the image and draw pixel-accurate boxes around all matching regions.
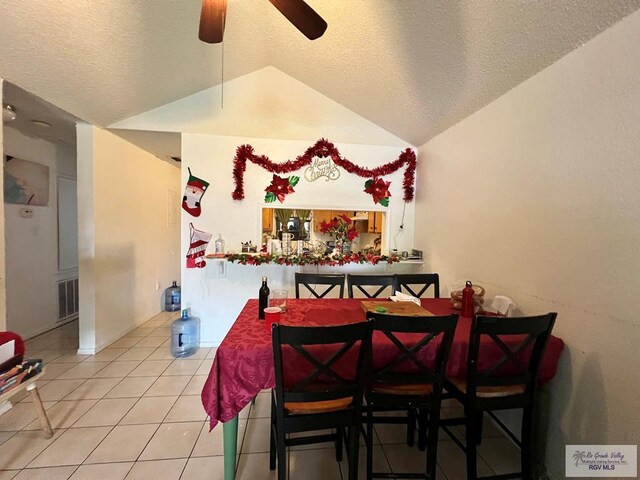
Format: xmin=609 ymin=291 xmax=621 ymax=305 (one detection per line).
xmin=3 ymin=127 xmax=76 ymax=339
xmin=414 ymin=9 xmax=640 ymax=478
xmin=0 ymin=78 xmax=5 ymax=331
xmin=113 ymin=66 xmax=409 ymax=148
xmin=182 ymin=134 xmax=416 ymax=346
xmin=76 ymin=124 xmax=96 ymax=352
xmin=77 ymin=126 xmax=181 ymax=353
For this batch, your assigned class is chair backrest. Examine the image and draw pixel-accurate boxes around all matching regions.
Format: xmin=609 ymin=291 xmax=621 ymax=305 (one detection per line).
xmin=394 ymin=273 xmax=440 ymax=298
xmin=347 ymin=274 xmax=396 ymax=298
xmin=295 ymin=273 xmax=345 ymax=299
xmin=466 ymin=313 xmax=557 ymax=396
xmin=272 ymin=322 xmax=371 ymax=406
xmin=366 ymin=312 xmax=458 ymax=390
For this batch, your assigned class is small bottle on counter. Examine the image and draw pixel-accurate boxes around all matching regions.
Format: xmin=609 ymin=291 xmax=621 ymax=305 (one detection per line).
xmin=258 ymin=276 xmax=270 ymax=319
xmin=214 ymin=234 xmax=225 ymax=255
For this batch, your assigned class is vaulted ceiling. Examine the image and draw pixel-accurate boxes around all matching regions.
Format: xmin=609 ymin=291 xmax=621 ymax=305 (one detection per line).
xmin=1 ymin=0 xmax=639 ymax=146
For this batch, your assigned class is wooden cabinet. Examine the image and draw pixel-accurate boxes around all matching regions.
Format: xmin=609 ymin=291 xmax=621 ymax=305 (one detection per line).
xmin=262 ymin=208 xmax=274 ymax=232
xmin=312 ymin=210 xmax=356 ymax=231
xmin=313 ymin=210 xmax=333 ymax=232
xmin=331 ymin=210 xmax=353 ymax=220
xmin=367 ymin=212 xmax=384 ymax=233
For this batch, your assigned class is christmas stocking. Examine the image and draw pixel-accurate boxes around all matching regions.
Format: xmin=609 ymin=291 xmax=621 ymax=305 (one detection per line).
xmin=182 ymin=168 xmax=210 ymax=217
xmin=186 ymin=223 xmax=212 ymax=268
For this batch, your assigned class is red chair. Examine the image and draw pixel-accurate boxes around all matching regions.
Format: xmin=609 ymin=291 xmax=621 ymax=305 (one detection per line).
xmin=1 ymin=331 xmax=53 ymax=438
xmin=0 ymin=331 xmax=25 ymax=371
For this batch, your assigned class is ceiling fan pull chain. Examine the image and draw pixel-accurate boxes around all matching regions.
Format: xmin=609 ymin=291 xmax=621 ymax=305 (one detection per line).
xmin=221 ymin=41 xmax=224 ymax=109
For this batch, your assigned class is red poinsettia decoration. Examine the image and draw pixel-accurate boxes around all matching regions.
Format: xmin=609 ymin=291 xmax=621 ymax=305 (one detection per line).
xmin=364 ymin=177 xmax=391 ymax=206
xmin=264 ymin=174 xmax=299 ymax=203
xmin=320 ymin=214 xmax=359 ymax=243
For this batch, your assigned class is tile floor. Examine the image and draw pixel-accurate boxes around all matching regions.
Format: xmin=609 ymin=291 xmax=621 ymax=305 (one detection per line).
xmin=0 ymin=313 xmax=522 ymax=479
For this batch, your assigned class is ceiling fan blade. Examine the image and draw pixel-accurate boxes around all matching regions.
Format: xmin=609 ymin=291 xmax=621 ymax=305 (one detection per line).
xmin=199 ymin=0 xmax=228 ymax=44
xmin=268 ymin=0 xmax=327 ymax=40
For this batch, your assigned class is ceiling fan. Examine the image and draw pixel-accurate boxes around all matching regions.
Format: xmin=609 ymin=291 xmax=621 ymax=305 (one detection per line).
xmin=199 ymin=0 xmax=327 ymax=44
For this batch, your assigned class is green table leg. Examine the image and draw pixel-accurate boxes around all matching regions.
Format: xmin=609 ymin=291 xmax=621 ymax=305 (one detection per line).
xmin=223 ymin=415 xmax=238 ymax=480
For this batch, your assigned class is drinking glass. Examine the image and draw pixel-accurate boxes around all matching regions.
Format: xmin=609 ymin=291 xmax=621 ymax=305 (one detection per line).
xmin=270 ymin=289 xmax=289 ymax=313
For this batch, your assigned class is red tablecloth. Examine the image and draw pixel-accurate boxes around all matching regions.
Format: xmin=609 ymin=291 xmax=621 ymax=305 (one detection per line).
xmin=202 ymin=298 xmax=564 ymax=429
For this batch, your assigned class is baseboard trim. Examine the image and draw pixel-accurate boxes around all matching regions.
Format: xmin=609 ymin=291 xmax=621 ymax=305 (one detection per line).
xmin=77 ymin=348 xmax=96 ymax=355
xmin=77 ymin=310 xmax=164 ymax=355
xmin=19 ymin=318 xmax=78 ymax=342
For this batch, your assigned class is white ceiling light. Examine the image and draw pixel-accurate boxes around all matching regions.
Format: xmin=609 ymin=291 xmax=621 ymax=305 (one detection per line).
xmin=30 ymin=119 xmax=52 ymax=128
xmin=2 ymin=104 xmax=17 ymax=122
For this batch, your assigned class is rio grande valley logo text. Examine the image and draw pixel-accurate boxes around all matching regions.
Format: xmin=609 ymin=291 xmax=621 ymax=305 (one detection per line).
xmin=572 ymin=449 xmax=628 ymax=471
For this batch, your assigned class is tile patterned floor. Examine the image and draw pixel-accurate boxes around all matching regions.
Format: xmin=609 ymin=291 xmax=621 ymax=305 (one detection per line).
xmin=0 ymin=313 xmax=522 ymax=479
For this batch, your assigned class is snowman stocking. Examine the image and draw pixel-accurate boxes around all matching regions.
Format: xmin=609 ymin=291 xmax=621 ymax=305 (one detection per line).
xmin=186 ymin=224 xmax=212 ymax=268
xmin=182 ymin=168 xmax=210 ymax=217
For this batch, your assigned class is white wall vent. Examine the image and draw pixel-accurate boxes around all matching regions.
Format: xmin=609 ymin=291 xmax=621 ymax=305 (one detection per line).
xmin=58 ymin=278 xmax=79 ymax=321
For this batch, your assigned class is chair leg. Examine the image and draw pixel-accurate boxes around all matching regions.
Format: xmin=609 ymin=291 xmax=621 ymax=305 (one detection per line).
xmin=366 ymin=407 xmax=374 ymax=480
xmin=521 ymin=407 xmax=533 ymax=480
xmin=269 ymin=396 xmax=277 ymax=470
xmin=407 ymin=408 xmax=416 ymax=447
xmin=474 ymin=412 xmax=484 ymax=445
xmin=348 ymin=424 xmax=360 ymax=480
xmin=269 ymin=423 xmax=277 ymax=470
xmin=465 ymin=408 xmax=478 ymax=480
xmin=335 ymin=427 xmax=344 ymax=462
xmin=425 ymin=406 xmax=440 ymax=480
xmin=276 ymin=429 xmax=287 ymax=480
xmin=418 ymin=408 xmax=428 ymax=451
xmin=274 ymin=398 xmax=286 ymax=480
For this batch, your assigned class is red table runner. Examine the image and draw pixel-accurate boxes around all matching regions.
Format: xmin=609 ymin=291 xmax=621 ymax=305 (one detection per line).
xmin=201 ymin=298 xmax=564 ymax=429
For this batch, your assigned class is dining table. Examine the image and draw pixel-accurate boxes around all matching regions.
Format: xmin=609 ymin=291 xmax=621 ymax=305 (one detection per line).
xmin=201 ymin=297 xmax=565 ymax=480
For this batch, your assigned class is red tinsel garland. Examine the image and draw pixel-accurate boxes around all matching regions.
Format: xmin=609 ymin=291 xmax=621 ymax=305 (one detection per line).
xmin=232 ymin=138 xmax=416 ymax=202
xmin=218 ymin=252 xmax=400 ymax=267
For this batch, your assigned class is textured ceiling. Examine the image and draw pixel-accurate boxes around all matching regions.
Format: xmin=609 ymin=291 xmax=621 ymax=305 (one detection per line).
xmin=1 ymin=0 xmax=639 ymax=146
xmin=3 ymin=81 xmax=79 ymax=147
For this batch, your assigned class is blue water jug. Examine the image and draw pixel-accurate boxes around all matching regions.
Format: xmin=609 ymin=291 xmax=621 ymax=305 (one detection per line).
xmin=164 ymin=281 xmax=181 ymax=312
xmin=171 ymin=309 xmax=199 ymax=358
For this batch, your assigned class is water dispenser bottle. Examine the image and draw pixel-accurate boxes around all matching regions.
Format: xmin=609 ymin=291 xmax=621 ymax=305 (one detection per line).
xmin=171 ymin=309 xmax=200 ymax=358
xmin=164 ymin=281 xmax=181 ymax=312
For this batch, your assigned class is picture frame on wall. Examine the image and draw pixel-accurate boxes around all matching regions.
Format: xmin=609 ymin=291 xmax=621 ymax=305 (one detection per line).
xmin=3 ymin=155 xmax=50 ymax=206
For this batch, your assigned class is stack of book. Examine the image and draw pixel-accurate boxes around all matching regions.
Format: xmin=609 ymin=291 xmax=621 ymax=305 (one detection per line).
xmin=0 ymin=359 xmax=43 ymax=395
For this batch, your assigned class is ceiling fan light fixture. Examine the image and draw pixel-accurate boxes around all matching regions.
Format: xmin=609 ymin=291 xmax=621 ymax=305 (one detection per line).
xmin=199 ymin=0 xmax=227 ymax=44
xmin=30 ymin=119 xmax=52 ymax=128
xmin=198 ymin=0 xmax=327 ymax=44
xmin=2 ymin=104 xmax=17 ymax=122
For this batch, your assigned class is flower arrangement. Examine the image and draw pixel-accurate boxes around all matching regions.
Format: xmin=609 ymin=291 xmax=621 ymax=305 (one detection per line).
xmin=319 ymin=214 xmax=359 ymax=244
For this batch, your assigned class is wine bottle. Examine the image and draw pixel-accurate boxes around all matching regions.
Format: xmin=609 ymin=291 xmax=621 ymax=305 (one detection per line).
xmin=461 ymin=281 xmax=475 ymax=317
xmin=258 ymin=276 xmax=270 ymax=319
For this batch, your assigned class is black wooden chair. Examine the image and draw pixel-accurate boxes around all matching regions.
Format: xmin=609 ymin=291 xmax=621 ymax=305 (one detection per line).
xmin=394 ymin=273 xmax=440 ymax=298
xmin=295 ymin=273 xmax=345 ymax=299
xmin=347 ymin=274 xmax=396 ymax=298
xmin=270 ymin=322 xmax=371 ymax=480
xmin=440 ymin=313 xmax=557 ymax=480
xmin=364 ymin=312 xmax=458 ymax=480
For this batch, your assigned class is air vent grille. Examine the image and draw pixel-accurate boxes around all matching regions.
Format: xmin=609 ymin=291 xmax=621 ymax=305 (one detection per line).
xmin=58 ymin=278 xmax=79 ymax=321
